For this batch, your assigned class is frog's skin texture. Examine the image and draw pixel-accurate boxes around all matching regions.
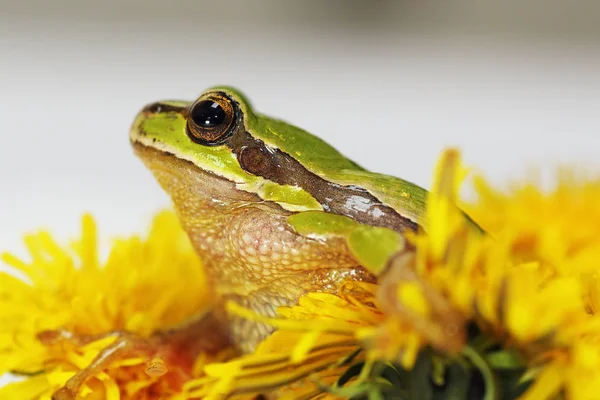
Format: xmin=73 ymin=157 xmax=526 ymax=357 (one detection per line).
xmin=130 ymin=87 xmax=427 ymax=351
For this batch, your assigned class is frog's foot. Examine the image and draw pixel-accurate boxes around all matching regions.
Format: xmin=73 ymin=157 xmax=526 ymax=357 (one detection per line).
xmin=40 ymin=309 xmax=233 ymax=400
xmin=41 ymin=330 xmax=157 ymax=400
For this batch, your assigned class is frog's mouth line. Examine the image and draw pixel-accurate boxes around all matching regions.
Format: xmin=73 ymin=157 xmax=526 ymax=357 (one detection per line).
xmin=131 ymin=141 xmax=265 ymax=205
xmin=131 ymin=140 xmax=221 ymax=181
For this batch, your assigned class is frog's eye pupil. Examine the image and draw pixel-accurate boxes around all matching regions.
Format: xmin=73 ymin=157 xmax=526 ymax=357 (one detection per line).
xmin=191 ymin=100 xmax=226 ymax=127
xmin=187 ymin=94 xmax=236 ymax=146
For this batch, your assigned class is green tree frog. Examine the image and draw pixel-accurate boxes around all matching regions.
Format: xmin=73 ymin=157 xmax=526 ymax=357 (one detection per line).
xmin=51 ymin=87 xmax=431 ymax=400
xmin=129 ymin=86 xmax=427 ymax=350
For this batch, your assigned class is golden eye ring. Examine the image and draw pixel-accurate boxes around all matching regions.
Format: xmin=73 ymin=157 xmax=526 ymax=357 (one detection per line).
xmin=186 ymin=93 xmax=236 ymax=145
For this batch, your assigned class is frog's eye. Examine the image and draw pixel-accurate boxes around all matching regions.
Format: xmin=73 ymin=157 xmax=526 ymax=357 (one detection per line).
xmin=186 ymin=94 xmax=236 ymax=145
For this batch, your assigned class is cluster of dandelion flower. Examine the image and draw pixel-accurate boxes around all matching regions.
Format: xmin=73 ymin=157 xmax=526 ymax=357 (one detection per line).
xmin=1 ymin=149 xmax=600 ymax=399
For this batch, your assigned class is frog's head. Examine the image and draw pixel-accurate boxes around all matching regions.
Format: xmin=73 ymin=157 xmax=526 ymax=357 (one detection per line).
xmin=130 ymin=86 xmax=362 ymax=212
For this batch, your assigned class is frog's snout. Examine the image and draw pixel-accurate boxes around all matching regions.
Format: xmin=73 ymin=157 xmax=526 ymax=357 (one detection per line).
xmin=129 ymin=109 xmax=148 ymax=144
xmin=129 ymin=100 xmax=190 ymax=147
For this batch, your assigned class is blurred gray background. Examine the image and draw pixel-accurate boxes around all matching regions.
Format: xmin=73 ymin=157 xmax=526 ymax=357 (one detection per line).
xmin=1 ymin=0 xmax=600 ymax=255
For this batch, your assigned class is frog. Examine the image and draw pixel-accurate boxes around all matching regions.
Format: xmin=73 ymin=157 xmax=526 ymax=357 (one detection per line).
xmin=130 ymin=86 xmax=429 ymax=343
xmin=50 ymin=87 xmax=429 ymax=400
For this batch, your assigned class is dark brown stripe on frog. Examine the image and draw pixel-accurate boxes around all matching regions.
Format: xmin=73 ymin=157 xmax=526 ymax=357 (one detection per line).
xmin=227 ymin=128 xmax=418 ymax=233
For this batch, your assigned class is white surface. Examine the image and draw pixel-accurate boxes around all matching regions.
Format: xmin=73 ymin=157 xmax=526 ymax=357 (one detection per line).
xmin=1 ymin=0 xmax=600 ymax=391
xmin=2 ymin=1 xmax=600 ymax=251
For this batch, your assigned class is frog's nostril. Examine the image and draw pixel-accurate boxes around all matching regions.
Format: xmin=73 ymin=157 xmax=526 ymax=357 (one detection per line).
xmin=142 ymin=102 xmax=186 ymax=115
xmin=142 ymin=102 xmax=165 ymax=114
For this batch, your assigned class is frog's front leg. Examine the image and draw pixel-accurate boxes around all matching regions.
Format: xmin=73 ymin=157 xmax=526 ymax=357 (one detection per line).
xmin=42 ymin=307 xmax=232 ymax=400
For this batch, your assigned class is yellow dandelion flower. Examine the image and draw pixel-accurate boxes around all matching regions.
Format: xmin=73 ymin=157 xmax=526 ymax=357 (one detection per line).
xmin=0 ymin=211 xmax=221 ymax=399
xmin=464 ymin=170 xmax=600 ymax=400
